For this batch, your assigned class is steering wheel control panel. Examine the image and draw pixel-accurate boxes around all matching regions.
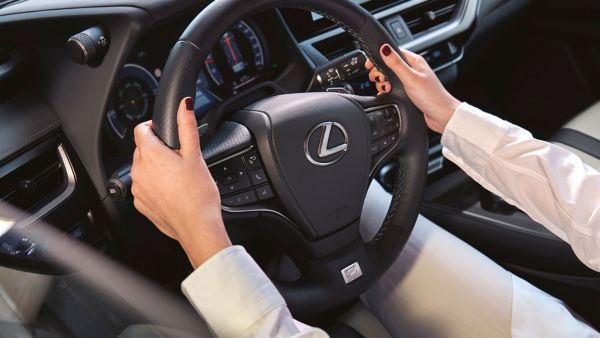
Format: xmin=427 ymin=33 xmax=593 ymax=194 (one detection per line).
xmin=209 ymin=148 xmax=275 ymax=207
xmin=367 ymin=105 xmax=401 ymax=162
xmin=311 ymin=50 xmax=369 ymax=93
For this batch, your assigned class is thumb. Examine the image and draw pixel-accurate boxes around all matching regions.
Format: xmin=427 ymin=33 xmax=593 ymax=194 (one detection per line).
xmin=177 ymin=97 xmax=200 ymax=157
xmin=380 ymin=44 xmax=414 ymax=82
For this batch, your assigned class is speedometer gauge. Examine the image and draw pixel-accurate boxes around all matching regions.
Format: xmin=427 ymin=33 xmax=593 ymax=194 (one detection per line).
xmin=107 ymin=64 xmax=158 ymax=140
xmin=204 ymin=21 xmax=265 ymax=95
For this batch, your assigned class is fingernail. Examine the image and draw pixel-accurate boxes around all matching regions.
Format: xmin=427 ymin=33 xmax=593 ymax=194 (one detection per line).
xmin=382 ymin=84 xmax=388 ymax=92
xmin=382 ymin=45 xmax=392 ymax=57
xmin=185 ymin=97 xmax=194 ymax=111
xmin=375 ymin=75 xmax=381 ymax=82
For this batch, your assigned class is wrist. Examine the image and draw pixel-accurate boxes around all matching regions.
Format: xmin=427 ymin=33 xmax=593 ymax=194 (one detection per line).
xmin=437 ymin=96 xmax=461 ymax=133
xmin=178 ymin=218 xmax=232 ymax=269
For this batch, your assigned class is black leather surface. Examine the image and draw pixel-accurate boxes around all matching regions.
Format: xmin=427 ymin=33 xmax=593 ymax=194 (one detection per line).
xmin=202 ymin=121 xmax=252 ymax=162
xmin=0 ymin=94 xmax=60 ymax=164
xmin=551 ymin=128 xmax=600 ymax=159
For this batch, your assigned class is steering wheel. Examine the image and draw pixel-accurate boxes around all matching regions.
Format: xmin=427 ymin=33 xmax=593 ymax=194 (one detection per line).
xmin=152 ymin=0 xmax=428 ymax=317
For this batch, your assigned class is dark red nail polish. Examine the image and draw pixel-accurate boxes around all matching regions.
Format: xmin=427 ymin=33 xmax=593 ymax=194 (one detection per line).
xmin=185 ymin=97 xmax=194 ymax=111
xmin=382 ymin=84 xmax=388 ymax=92
xmin=382 ymin=45 xmax=392 ymax=57
xmin=375 ymin=75 xmax=381 ymax=82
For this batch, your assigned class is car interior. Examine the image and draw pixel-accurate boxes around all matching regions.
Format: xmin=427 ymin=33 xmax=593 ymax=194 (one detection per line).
xmin=0 ymin=0 xmax=599 ymax=337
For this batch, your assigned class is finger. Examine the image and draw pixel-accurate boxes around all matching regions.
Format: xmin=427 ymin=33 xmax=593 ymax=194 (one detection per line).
xmin=399 ymin=48 xmax=426 ymax=69
xmin=365 ymin=58 xmax=374 ymax=71
xmin=380 ymin=44 xmax=415 ymax=81
xmin=376 ymin=81 xmax=392 ymax=94
xmin=134 ymin=121 xmax=163 ymax=149
xmin=177 ymin=97 xmax=201 ymax=158
xmin=369 ymin=68 xmax=386 ymax=83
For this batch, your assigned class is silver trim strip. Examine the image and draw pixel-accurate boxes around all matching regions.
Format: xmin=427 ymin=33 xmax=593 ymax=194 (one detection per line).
xmin=300 ymin=0 xmax=479 ymax=53
xmin=222 ymin=205 xmax=296 ymax=226
xmin=16 ymin=144 xmax=77 ymax=228
xmin=207 ymin=145 xmax=255 ymax=168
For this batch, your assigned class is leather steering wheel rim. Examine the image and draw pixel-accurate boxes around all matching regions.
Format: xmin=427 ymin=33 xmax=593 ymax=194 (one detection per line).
xmin=152 ymin=0 xmax=428 ymax=317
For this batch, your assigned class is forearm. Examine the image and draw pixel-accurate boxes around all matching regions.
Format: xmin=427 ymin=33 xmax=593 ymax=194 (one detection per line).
xmin=442 ymin=103 xmax=600 ymax=271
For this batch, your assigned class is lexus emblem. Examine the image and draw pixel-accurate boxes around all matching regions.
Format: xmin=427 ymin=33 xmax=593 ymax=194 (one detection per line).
xmin=304 ymin=122 xmax=349 ymax=166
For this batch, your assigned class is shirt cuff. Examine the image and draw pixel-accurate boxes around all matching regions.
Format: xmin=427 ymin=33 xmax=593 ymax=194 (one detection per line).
xmin=181 ymin=245 xmax=286 ymax=337
xmin=441 ymin=102 xmax=511 ymax=174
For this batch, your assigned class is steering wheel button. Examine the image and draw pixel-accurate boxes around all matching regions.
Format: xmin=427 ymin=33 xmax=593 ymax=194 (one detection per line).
xmin=380 ymin=135 xmax=398 ymax=151
xmin=369 ymin=143 xmax=380 ymax=155
xmin=384 ymin=124 xmax=397 ymax=135
xmin=242 ymin=151 xmax=262 ymax=170
xmin=249 ymin=169 xmax=268 ymax=185
xmin=221 ymin=174 xmax=238 ymax=185
xmin=379 ymin=137 xmax=392 ymax=150
xmin=223 ymin=191 xmax=258 ymax=207
xmin=371 ymin=129 xmax=380 ymax=140
xmin=255 ymin=185 xmax=274 ymax=201
xmin=219 ymin=175 xmax=252 ymax=195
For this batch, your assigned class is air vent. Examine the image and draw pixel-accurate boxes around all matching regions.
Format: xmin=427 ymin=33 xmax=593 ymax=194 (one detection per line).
xmin=313 ymin=33 xmax=356 ymax=60
xmin=0 ymin=147 xmax=67 ymax=213
xmin=402 ymin=0 xmax=459 ymax=36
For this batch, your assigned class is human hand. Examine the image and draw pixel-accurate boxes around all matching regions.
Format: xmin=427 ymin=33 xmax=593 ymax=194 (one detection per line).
xmin=365 ymin=44 xmax=461 ymax=134
xmin=131 ymin=97 xmax=231 ymax=268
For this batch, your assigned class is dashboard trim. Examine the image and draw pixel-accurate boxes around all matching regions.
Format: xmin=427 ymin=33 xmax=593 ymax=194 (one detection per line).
xmin=15 ymin=144 xmax=77 ymax=229
xmin=298 ymin=0 xmax=479 ymax=53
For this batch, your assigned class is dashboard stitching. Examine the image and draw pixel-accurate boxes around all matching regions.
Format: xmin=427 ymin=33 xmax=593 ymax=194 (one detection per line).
xmin=0 ymin=120 xmax=60 ymax=158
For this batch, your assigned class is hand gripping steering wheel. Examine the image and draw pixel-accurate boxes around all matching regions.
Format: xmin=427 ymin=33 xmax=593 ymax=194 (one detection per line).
xmin=152 ymin=0 xmax=428 ymax=317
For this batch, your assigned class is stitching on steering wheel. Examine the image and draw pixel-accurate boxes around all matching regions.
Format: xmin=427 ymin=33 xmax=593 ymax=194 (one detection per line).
xmin=373 ymin=156 xmax=406 ymax=242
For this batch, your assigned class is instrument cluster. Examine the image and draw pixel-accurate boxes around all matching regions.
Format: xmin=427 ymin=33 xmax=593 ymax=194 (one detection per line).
xmin=105 ymin=16 xmax=284 ymax=143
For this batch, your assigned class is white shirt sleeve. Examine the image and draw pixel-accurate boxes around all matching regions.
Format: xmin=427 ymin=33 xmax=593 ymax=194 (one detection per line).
xmin=181 ymin=245 xmax=328 ymax=338
xmin=441 ymin=102 xmax=600 ymax=272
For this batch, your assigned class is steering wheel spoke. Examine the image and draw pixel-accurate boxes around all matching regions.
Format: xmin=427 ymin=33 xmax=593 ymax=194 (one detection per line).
xmin=202 ymin=123 xmax=285 ymax=217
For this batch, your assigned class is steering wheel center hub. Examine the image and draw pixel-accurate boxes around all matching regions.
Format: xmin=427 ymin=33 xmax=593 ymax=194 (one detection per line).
xmin=235 ymin=93 xmax=372 ymax=238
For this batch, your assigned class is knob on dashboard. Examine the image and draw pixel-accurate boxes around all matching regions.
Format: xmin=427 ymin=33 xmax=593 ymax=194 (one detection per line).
xmin=67 ymin=26 xmax=109 ymax=66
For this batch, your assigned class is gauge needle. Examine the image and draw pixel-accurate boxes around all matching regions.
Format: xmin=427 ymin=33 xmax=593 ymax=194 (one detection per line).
xmin=224 ymin=36 xmax=238 ymax=64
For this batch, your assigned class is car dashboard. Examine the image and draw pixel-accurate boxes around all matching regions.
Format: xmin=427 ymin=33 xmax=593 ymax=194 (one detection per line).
xmin=103 ymin=0 xmax=476 ymax=176
xmin=0 ymin=0 xmax=493 ymax=276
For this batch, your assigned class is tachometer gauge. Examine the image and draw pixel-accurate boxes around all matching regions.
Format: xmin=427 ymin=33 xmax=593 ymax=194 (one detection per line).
xmin=204 ymin=21 xmax=265 ymax=95
xmin=107 ymin=64 xmax=158 ymax=139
